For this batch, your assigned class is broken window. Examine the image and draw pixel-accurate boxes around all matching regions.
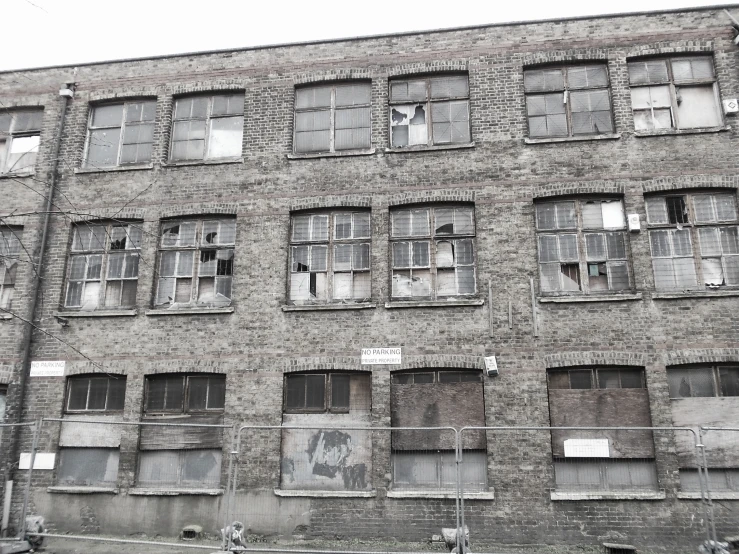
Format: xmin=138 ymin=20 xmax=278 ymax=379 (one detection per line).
xmin=390 ymin=206 xmax=476 ymax=299
xmin=84 ymin=101 xmax=156 ymax=168
xmin=171 ymin=94 xmax=244 ymax=161
xmin=155 ymin=218 xmax=235 ymax=308
xmin=536 ymin=198 xmax=629 ymax=294
xmin=524 ymin=65 xmax=614 ymax=138
xmin=628 ymin=57 xmax=722 ymax=131
xmin=0 ymin=110 xmax=42 ymax=174
xmin=0 ymin=386 xmax=6 ymax=423
xmin=294 ymin=83 xmax=371 ymax=153
xmin=57 ymin=448 xmax=120 ymax=486
xmin=65 ymin=375 xmax=126 ymax=412
xmin=389 ymin=75 xmax=470 ymax=148
xmin=390 ymin=369 xmax=487 ymax=491
xmin=137 ymin=449 xmax=222 ymax=488
xmin=145 ymin=374 xmax=226 ymax=414
xmin=0 ymin=228 xmax=22 ymax=311
xmin=646 ymin=192 xmax=739 ymax=290
xmin=289 ymin=211 xmax=370 ymax=304
xmin=65 ymin=222 xmax=142 ymax=310
xmin=283 ymin=372 xmax=370 ymax=413
xmin=667 ymin=365 xmax=739 ymax=399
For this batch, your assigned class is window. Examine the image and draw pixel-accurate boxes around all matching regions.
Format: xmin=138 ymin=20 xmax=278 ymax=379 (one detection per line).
xmin=57 ymin=448 xmax=119 ymax=486
xmin=84 ymin=101 xmax=156 ymax=168
xmin=138 ymin=449 xmax=222 ymax=488
xmin=284 ymin=372 xmax=370 ymax=413
xmin=155 ymin=218 xmax=235 ymax=308
xmin=294 ymin=83 xmax=371 ymax=153
xmin=536 ymin=198 xmax=630 ymax=294
xmin=0 ymin=385 xmax=6 ymax=422
xmin=667 ymin=365 xmax=739 ymax=399
xmin=289 ymin=211 xmax=370 ymax=303
xmin=144 ymin=374 xmax=225 ymax=414
xmin=170 ymin=94 xmax=244 ymax=161
xmin=0 ymin=110 xmax=42 ymax=174
xmin=524 ymin=65 xmax=614 ymax=138
xmin=679 ymin=468 xmax=739 ymax=492
xmin=553 ymin=459 xmax=658 ymax=492
xmin=547 ymin=368 xmax=645 ymax=390
xmin=389 ymin=75 xmax=470 ymax=148
xmin=390 ymin=369 xmax=486 ymax=491
xmin=65 ymin=375 xmax=126 ymax=412
xmin=628 ymin=57 xmax=723 ymax=131
xmin=646 ymin=192 xmax=739 ymax=289
xmin=390 ymin=206 xmax=476 ymax=299
xmin=65 ymin=223 xmax=142 ymax=309
xmin=0 ymin=228 xmax=21 ymax=310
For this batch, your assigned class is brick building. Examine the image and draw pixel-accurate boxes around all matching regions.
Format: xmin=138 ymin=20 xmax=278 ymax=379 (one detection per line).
xmin=1 ymin=6 xmax=738 ymax=552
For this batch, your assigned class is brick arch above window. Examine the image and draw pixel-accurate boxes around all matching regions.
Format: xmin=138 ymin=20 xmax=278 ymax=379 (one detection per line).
xmin=388 ymin=190 xmax=475 ymax=207
xmin=69 ymin=208 xmax=146 ymax=223
xmin=533 ymin=182 xmax=625 ymax=200
xmin=284 ymin=357 xmax=363 ymax=373
xmin=386 ymin=61 xmax=469 ymax=79
xmin=293 ymin=70 xmax=373 ymax=86
xmin=290 ymin=195 xmax=372 ymax=212
xmin=157 ymin=204 xmax=239 ymax=219
xmin=521 ymin=52 xmax=609 ymax=67
xmin=642 ymin=177 xmax=738 ymax=194
xmin=665 ymin=349 xmax=739 ymax=367
xmin=544 ymin=351 xmax=646 ymax=369
xmin=393 ymin=355 xmax=485 ymax=371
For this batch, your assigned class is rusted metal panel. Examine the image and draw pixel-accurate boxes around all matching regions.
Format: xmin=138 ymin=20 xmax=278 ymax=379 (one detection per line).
xmin=280 ymin=413 xmax=371 ymax=491
xmin=391 ymin=382 xmax=485 ymax=450
xmin=59 ymin=415 xmax=123 ymax=448
xmin=138 ymin=414 xmax=223 ymax=450
xmin=670 ymin=397 xmax=739 ymax=467
xmin=549 ymin=389 xmax=654 ymax=458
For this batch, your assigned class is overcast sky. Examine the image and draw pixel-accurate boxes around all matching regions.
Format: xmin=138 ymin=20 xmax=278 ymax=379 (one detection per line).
xmin=4 ymin=0 xmax=739 ymax=72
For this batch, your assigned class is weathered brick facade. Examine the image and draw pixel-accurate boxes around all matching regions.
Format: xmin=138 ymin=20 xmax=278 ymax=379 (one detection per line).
xmin=1 ymin=7 xmax=738 ymax=553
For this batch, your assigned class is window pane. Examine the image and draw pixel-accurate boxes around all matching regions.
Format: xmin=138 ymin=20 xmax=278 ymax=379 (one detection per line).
xmin=165 ymin=377 xmax=184 ymax=411
xmin=598 ymin=371 xmax=620 ymax=389
xmin=107 ymin=378 xmax=126 ymax=410
xmin=67 ymin=379 xmax=89 ymax=410
xmin=646 ymin=197 xmax=668 ymax=224
xmin=208 ymin=116 xmax=243 ymax=158
xmin=694 ymin=195 xmax=716 ymax=223
xmin=606 ymin=232 xmax=626 ymax=259
xmin=559 ymin=234 xmax=579 ymax=261
xmin=86 ymin=129 xmax=120 ymax=168
xmin=188 ymin=377 xmax=208 ymax=410
xmin=699 ymin=228 xmax=721 ymax=256
xmin=181 ymin=450 xmax=221 ymax=486
xmin=335 ymin=84 xmax=371 ymax=107
xmin=620 ymin=370 xmax=643 ymax=389
xmin=305 ymin=375 xmax=325 ymax=409
xmin=147 ymin=378 xmax=167 ymax=411
xmin=208 ymin=377 xmax=226 ymax=409
xmin=92 ymin=104 xmax=123 ymax=127
xmin=331 ymin=374 xmax=350 ymax=409
xmin=585 ymin=233 xmax=606 ymax=260
xmin=88 ymin=378 xmax=108 ymax=410
xmin=719 ymin=367 xmax=739 ymax=397
xmin=138 ymin=451 xmax=179 ymax=485
xmin=58 ymin=448 xmax=119 ymax=486
xmin=569 ymin=371 xmax=592 ymax=389
xmin=715 ymin=195 xmax=737 ymax=221
xmin=353 ymin=212 xmax=371 ymax=238
xmin=676 ymin=86 xmax=720 ymax=129
xmin=536 ymin=203 xmax=556 ymax=230
xmin=286 ymin=375 xmax=306 ymax=409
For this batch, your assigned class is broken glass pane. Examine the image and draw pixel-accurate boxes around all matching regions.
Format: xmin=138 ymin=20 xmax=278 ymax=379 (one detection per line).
xmin=676 ymin=85 xmax=720 ymax=129
xmin=435 ymin=209 xmax=454 ymax=235
xmin=207 ymin=116 xmax=243 ymax=158
xmin=539 ymin=263 xmax=559 ymax=292
xmin=666 ymin=197 xmax=688 ymax=225
xmin=436 ymin=269 xmax=456 ymax=296
xmin=560 ymin=264 xmax=581 ymax=291
xmin=411 ymin=269 xmax=431 ymax=296
xmin=436 ymin=241 xmax=454 ymax=268
xmin=702 ymin=258 xmax=724 ymax=286
xmin=392 ymin=270 xmax=412 ymax=297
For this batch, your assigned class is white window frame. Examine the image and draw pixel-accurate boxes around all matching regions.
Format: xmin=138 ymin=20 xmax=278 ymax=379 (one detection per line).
xmin=83 ymin=100 xmax=156 ymax=168
xmin=389 ymin=74 xmax=471 ymax=148
xmin=155 ymin=218 xmax=236 ymax=308
xmin=536 ymin=198 xmax=631 ymax=295
xmin=0 ymin=110 xmax=42 ymax=174
xmin=390 ymin=205 xmax=476 ymax=299
xmin=293 ymin=82 xmax=372 ymax=154
xmin=628 ymin=56 xmax=724 ymax=132
xmin=289 ymin=211 xmax=371 ymax=304
xmin=646 ymin=192 xmax=739 ymax=290
xmin=170 ymin=94 xmax=244 ymax=162
xmin=524 ymin=64 xmax=615 ymax=138
xmin=64 ymin=222 xmax=142 ymax=310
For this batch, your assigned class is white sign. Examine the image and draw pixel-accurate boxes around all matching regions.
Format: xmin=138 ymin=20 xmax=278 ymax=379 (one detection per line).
xmin=30 ymin=360 xmax=65 ymax=377
xmin=484 ymin=356 xmax=498 ymax=374
xmin=361 ymin=348 xmax=401 ymax=365
xmin=564 ymin=438 xmax=610 ymax=458
xmin=19 ymin=453 xmax=56 ymax=470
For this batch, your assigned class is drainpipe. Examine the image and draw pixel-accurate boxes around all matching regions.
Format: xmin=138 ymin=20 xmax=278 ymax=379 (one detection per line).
xmin=2 ymin=83 xmax=74 ymax=519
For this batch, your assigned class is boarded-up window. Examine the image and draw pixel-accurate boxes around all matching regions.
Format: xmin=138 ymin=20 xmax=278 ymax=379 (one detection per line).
xmin=392 ymin=450 xmax=487 ymax=491
xmin=284 ymin=372 xmax=370 ymax=413
xmin=156 ymin=218 xmax=235 ymax=308
xmin=145 ymin=374 xmax=225 ymax=413
xmin=57 ymin=448 xmax=119 ymax=486
xmin=0 ymin=110 xmax=43 ymax=174
xmin=294 ymin=83 xmax=371 ymax=153
xmin=679 ymin=468 xmax=739 ymax=492
xmin=524 ymin=65 xmax=614 ymax=138
xmin=171 ymin=94 xmax=243 ymax=161
xmin=391 ymin=206 xmax=476 ymax=299
xmin=553 ymin=459 xmax=658 ymax=492
xmin=85 ymin=101 xmax=156 ymax=168
xmin=289 ymin=211 xmax=371 ymax=304
xmin=66 ymin=375 xmax=126 ymax=412
xmin=628 ymin=57 xmax=722 ymax=131
xmin=536 ymin=199 xmax=629 ymax=294
xmin=137 ymin=449 xmax=221 ymax=488
xmin=389 ymin=75 xmax=470 ymax=148
xmin=647 ymin=193 xmax=739 ymax=290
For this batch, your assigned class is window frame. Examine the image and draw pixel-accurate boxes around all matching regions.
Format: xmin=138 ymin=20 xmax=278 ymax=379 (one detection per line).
xmin=64 ymin=222 xmax=143 ymax=310
xmin=627 ymin=56 xmax=724 ymax=132
xmin=65 ymin=374 xmax=126 ymax=413
xmin=169 ymin=93 xmax=245 ymax=162
xmin=390 ymin=369 xmax=482 ymax=385
xmin=57 ymin=447 xmax=120 ymax=487
xmin=144 ymin=373 xmax=226 ymax=415
xmin=388 ymin=74 xmax=471 ymax=149
xmin=137 ymin=448 xmax=222 ymax=488
xmin=0 ymin=110 xmax=43 ymax=175
xmin=83 ymin=100 xmax=157 ymax=168
xmin=390 ymin=204 xmax=477 ymax=300
xmin=283 ymin=371 xmax=362 ymax=414
xmin=667 ymin=364 xmax=739 ymax=399
xmin=0 ymin=227 xmax=22 ymax=311
xmin=293 ymin=82 xmax=372 ymax=154
xmin=535 ymin=198 xmax=631 ymax=295
xmin=523 ymin=64 xmax=615 ymax=139
xmin=154 ymin=217 xmax=236 ymax=308
xmin=547 ymin=367 xmax=646 ymax=390
xmin=646 ymin=191 xmax=739 ymax=290
xmin=288 ymin=210 xmax=371 ymax=304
